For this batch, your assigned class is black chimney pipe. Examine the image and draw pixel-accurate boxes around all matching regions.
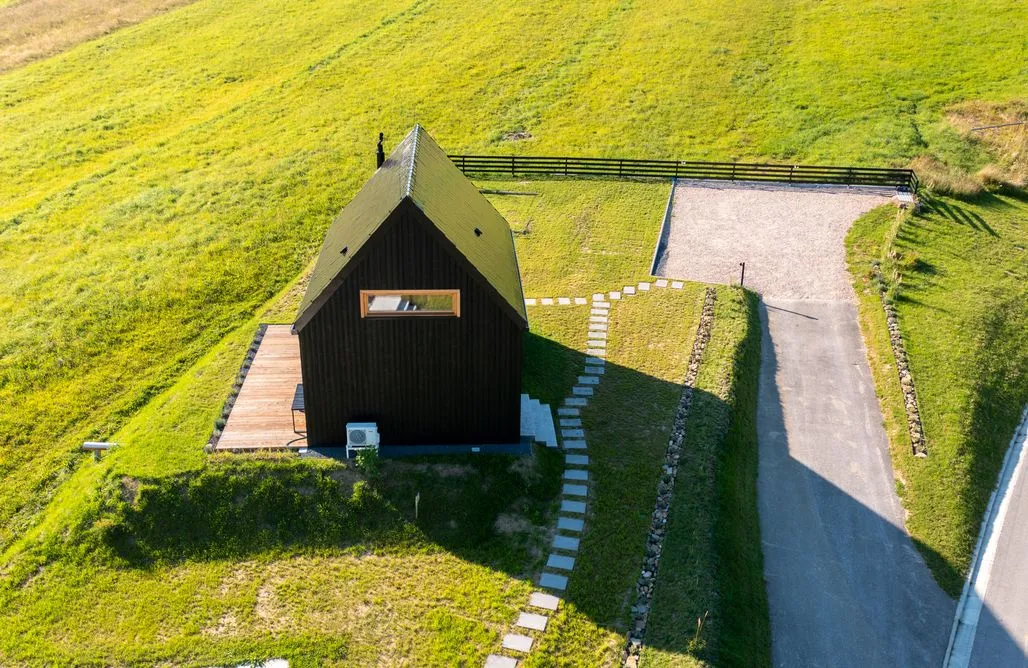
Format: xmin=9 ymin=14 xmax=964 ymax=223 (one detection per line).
xmin=376 ymin=132 xmax=385 ymax=169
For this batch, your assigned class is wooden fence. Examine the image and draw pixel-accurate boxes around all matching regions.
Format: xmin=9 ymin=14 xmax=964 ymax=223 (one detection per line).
xmin=448 ymin=154 xmax=918 ymax=191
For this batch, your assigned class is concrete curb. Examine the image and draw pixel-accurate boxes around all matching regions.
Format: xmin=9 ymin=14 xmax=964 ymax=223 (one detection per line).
xmin=648 ymin=178 xmax=677 ymax=276
xmin=943 ymin=405 xmax=1028 ymax=667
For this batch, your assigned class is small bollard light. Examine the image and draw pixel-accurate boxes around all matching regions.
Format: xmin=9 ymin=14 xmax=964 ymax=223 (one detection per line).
xmin=739 ymin=262 xmax=746 ymax=288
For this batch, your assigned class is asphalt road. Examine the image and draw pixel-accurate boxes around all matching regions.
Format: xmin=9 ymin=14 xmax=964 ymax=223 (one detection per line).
xmin=966 ymin=413 xmax=1028 ymax=667
xmin=757 ymin=299 xmax=953 ymax=667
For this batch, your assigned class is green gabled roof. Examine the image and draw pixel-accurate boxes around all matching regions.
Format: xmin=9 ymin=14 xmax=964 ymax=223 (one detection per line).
xmin=294 ymin=126 xmax=527 ymax=331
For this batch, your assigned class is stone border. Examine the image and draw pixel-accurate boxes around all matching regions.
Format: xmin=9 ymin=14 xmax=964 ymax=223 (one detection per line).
xmin=872 ymin=265 xmax=927 ymax=456
xmin=622 ymin=287 xmax=717 ymax=667
xmin=486 ymin=277 xmax=689 ymax=667
xmin=204 ymin=324 xmax=267 ymax=453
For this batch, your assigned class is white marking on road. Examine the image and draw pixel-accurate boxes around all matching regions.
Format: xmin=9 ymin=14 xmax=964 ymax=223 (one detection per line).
xmin=944 ymin=405 xmax=1028 ymax=668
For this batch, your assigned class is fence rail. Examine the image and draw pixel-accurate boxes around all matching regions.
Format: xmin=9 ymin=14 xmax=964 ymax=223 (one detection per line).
xmin=448 ymin=154 xmax=918 ymax=191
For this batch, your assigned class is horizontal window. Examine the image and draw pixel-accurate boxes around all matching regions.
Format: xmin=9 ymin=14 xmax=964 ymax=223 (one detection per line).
xmin=360 ymin=289 xmax=460 ymax=317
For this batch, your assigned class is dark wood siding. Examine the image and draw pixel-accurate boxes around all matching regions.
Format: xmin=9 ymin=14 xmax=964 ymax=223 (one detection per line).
xmin=298 ymin=200 xmax=523 ymax=447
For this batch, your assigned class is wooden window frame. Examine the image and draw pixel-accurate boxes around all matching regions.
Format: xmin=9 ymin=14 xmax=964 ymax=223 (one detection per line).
xmin=360 ymin=289 xmax=461 ymax=318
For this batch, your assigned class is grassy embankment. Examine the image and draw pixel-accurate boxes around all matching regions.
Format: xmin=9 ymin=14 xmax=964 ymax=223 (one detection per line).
xmin=846 ymin=191 xmax=1028 ymax=596
xmin=639 ymin=288 xmax=769 ymax=668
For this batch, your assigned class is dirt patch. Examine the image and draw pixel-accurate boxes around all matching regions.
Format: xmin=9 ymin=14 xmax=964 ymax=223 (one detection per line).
xmin=202 ymin=611 xmax=239 ymax=637
xmin=119 ymin=476 xmax=139 ymax=505
xmin=502 ymin=129 xmax=533 ymax=141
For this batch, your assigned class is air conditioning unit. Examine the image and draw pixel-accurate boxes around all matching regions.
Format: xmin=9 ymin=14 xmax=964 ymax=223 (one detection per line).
xmin=346 ymin=422 xmax=380 ymax=459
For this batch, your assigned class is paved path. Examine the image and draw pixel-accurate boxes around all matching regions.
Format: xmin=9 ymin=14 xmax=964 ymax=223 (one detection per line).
xmin=758 ymin=299 xmax=952 ymax=666
xmin=657 ymin=182 xmax=954 ymax=666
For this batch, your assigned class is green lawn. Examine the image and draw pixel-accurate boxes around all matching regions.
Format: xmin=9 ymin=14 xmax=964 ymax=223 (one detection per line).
xmin=846 ymin=192 xmax=1028 ymax=596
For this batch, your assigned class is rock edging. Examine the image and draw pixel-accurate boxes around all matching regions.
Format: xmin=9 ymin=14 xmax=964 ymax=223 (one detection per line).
xmin=872 ymin=264 xmax=928 ymax=456
xmin=622 ymin=286 xmax=717 ymax=667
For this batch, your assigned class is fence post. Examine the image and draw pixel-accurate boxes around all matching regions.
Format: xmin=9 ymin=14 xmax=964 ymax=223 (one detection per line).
xmin=619 ymin=159 xmax=623 ymax=178
xmin=789 ymin=165 xmax=795 ymax=183
xmin=511 ymin=155 xmax=516 ymax=177
xmin=731 ymin=163 xmax=737 ymax=181
xmin=564 ymin=157 xmax=568 ymax=177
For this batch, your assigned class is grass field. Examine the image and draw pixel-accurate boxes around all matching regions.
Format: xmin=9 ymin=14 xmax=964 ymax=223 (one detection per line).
xmin=1 ymin=0 xmax=1026 ymax=661
xmin=846 ymin=191 xmax=1028 ymax=595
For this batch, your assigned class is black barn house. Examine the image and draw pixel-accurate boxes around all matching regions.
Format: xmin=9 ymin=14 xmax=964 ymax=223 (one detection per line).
xmin=293 ymin=126 xmax=529 ymax=453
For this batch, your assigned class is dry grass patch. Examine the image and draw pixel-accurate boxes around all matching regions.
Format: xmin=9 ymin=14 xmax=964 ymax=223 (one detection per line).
xmin=910 ymin=155 xmax=983 ymax=198
xmin=947 ymin=100 xmax=1028 ymax=183
xmin=0 ymin=0 xmax=196 ymax=72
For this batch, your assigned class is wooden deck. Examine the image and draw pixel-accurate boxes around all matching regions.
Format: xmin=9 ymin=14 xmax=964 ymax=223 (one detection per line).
xmin=216 ymin=324 xmax=306 ymax=450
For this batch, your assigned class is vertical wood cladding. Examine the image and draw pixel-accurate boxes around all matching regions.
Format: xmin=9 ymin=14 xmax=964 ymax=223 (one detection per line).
xmin=298 ymin=200 xmax=523 ymax=447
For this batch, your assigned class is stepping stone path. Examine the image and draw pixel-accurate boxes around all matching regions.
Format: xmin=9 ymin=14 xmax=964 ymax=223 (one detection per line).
xmin=491 ymin=278 xmax=684 ymax=666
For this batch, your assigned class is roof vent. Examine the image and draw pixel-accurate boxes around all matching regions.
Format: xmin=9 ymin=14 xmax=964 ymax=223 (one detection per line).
xmin=474 ymin=227 xmax=482 ymax=237
xmin=340 ymin=246 xmax=348 ymax=255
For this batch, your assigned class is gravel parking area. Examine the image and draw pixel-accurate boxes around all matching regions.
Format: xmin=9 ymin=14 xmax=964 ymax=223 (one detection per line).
xmin=654 ymin=181 xmax=894 ymax=299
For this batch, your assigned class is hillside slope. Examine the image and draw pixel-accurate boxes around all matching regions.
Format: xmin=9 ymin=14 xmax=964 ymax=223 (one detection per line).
xmin=0 ymin=0 xmax=1025 ymax=618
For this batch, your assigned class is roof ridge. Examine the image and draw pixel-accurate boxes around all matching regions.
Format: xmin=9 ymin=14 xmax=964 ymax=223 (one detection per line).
xmin=404 ymin=124 xmax=421 ymax=197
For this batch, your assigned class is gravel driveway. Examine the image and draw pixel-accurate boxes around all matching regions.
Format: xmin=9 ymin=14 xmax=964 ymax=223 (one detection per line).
xmin=654 ymin=181 xmax=892 ymax=298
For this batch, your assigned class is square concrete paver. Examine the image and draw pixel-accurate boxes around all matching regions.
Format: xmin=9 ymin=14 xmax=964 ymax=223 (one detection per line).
xmin=560 ymin=418 xmax=582 ymax=427
xmin=563 ymin=439 xmax=587 ymax=449
xmin=585 ymin=356 xmax=606 ymax=365
xmin=594 ymin=300 xmax=611 ymax=308
xmin=585 ymin=348 xmax=606 ymax=357
xmin=517 ymin=612 xmax=548 ymax=632
xmin=655 ymin=279 xmax=668 ymax=288
xmin=562 ymin=428 xmax=585 ymax=437
xmin=565 ymin=454 xmax=589 ymax=465
xmin=485 ymin=655 xmax=518 ymax=668
xmin=541 ymin=298 xmax=554 ymax=305
xmin=589 ymin=322 xmax=608 ymax=331
xmin=539 ymin=572 xmax=568 ymax=591
xmin=558 ymin=516 xmax=584 ymax=531
xmin=564 ymin=397 xmax=588 ymax=407
xmin=564 ymin=469 xmax=588 ymax=481
xmin=530 ymin=592 xmax=561 ymax=610
xmin=562 ymin=483 xmax=588 ymax=496
xmin=557 ymin=407 xmax=579 ymax=417
xmin=553 ymin=534 xmax=580 ymax=551
xmin=584 ymin=365 xmax=605 ymax=375
xmin=671 ymin=281 xmax=683 ymax=289
xmin=557 ymin=297 xmax=571 ymax=305
xmin=503 ymin=633 xmax=534 ymax=653
xmin=560 ymin=499 xmax=586 ymax=513
xmin=624 ymin=285 xmax=636 ymax=295
xmin=525 ymin=298 xmax=537 ymax=306
xmin=638 ymin=282 xmax=651 ymax=291
xmin=572 ymin=386 xmax=593 ymax=397
xmin=609 ymin=291 xmax=621 ymax=300
xmin=547 ymin=554 xmax=575 ymax=571
xmin=592 ymin=293 xmax=606 ymax=301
